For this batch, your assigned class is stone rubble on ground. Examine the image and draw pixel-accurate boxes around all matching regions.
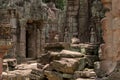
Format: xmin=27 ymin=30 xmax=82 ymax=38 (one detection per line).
xmin=30 ymin=43 xmax=99 ymax=80
xmin=2 ymin=43 xmax=99 ymax=80
xmin=2 ymin=62 xmax=37 ymax=80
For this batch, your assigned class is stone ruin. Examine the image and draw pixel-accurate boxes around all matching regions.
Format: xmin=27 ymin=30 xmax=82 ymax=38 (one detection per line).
xmin=0 ymin=0 xmax=64 ymax=61
xmin=2 ymin=42 xmax=99 ymax=80
xmin=0 ymin=0 xmax=120 ymax=80
xmin=95 ymin=0 xmax=120 ymax=80
xmin=30 ymin=42 xmax=99 ymax=80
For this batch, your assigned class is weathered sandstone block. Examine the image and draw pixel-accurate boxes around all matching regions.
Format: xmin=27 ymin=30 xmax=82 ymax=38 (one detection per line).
xmin=44 ymin=71 xmax=63 ymax=80
xmin=50 ymin=58 xmax=84 ymax=74
xmin=60 ymin=50 xmax=84 ymax=58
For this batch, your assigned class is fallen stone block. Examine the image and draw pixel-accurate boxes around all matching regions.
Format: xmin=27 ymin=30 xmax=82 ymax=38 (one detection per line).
xmin=48 ymin=51 xmax=61 ymax=61
xmin=60 ymin=50 xmax=84 ymax=58
xmin=74 ymin=69 xmax=96 ymax=78
xmin=2 ymin=70 xmax=31 ymax=80
xmin=50 ymin=58 xmax=80 ymax=74
xmin=44 ymin=71 xmax=63 ymax=80
xmin=16 ymin=63 xmax=37 ymax=70
xmin=30 ymin=69 xmax=45 ymax=80
xmin=37 ymin=50 xmax=84 ymax=65
xmin=3 ymin=72 xmax=30 ymax=80
xmin=37 ymin=52 xmax=61 ymax=65
xmin=45 ymin=58 xmax=86 ymax=73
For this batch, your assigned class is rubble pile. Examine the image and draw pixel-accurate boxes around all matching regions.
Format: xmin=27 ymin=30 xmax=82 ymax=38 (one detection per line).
xmin=2 ymin=69 xmax=31 ymax=80
xmin=30 ymin=43 xmax=99 ymax=80
xmin=2 ymin=43 xmax=99 ymax=80
xmin=2 ymin=60 xmax=37 ymax=80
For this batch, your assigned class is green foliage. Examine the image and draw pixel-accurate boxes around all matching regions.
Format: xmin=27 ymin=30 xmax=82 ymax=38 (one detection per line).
xmin=55 ymin=0 xmax=66 ymax=10
xmin=42 ymin=0 xmax=66 ymax=10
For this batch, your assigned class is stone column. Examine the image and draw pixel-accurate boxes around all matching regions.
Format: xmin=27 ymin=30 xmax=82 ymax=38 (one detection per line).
xmin=78 ymin=0 xmax=89 ymax=42
xmin=17 ymin=20 xmax=26 ymax=63
xmin=96 ymin=0 xmax=120 ymax=78
xmin=40 ymin=29 xmax=44 ymax=55
xmin=19 ymin=26 xmax=26 ymax=58
xmin=9 ymin=9 xmax=17 ymax=58
xmin=112 ymin=0 xmax=120 ymax=61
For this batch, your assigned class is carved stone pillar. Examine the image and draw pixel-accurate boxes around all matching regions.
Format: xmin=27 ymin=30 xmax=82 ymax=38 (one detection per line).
xmin=19 ymin=26 xmax=26 ymax=58
xmin=78 ymin=0 xmax=89 ymax=42
xmin=9 ymin=9 xmax=17 ymax=58
xmin=17 ymin=20 xmax=26 ymax=63
xmin=96 ymin=0 xmax=120 ymax=79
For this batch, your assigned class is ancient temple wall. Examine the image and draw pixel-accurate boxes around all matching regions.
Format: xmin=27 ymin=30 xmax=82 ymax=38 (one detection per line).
xmin=65 ymin=0 xmax=89 ymax=43
xmin=0 ymin=0 xmax=65 ymax=61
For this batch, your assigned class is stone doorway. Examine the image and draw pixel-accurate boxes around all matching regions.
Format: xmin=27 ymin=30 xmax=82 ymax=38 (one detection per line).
xmin=26 ymin=30 xmax=29 ymax=58
xmin=26 ymin=24 xmax=37 ymax=59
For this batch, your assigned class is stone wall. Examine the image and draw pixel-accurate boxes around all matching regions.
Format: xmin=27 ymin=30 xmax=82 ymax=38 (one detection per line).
xmin=65 ymin=0 xmax=102 ymax=43
xmin=0 ymin=0 xmax=44 ymax=61
xmin=0 ymin=0 xmax=66 ymax=62
xmin=65 ymin=0 xmax=80 ymax=42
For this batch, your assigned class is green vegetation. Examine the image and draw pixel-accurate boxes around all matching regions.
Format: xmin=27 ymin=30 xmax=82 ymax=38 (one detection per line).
xmin=42 ymin=0 xmax=66 ymax=10
xmin=55 ymin=0 xmax=66 ymax=10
